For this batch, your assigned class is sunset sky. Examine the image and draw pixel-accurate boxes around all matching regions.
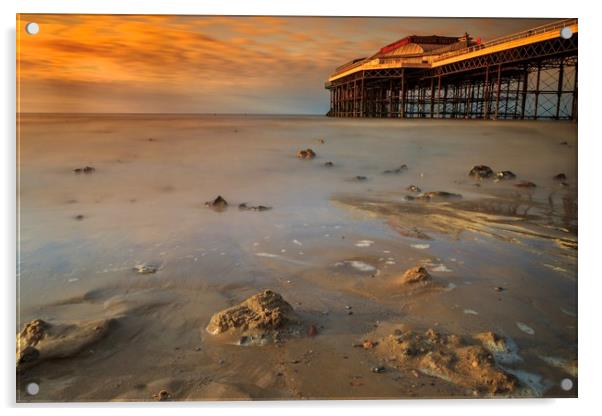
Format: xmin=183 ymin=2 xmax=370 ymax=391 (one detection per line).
xmin=17 ymin=15 xmax=557 ymax=114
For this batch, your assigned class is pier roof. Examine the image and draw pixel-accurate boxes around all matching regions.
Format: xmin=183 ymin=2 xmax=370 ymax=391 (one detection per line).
xmin=327 ymin=19 xmax=578 ymax=83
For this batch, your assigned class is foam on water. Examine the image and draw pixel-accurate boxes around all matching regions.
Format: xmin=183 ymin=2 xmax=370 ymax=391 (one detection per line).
xmin=355 ymin=240 xmax=374 ymax=247
xmin=516 ymin=322 xmax=535 ymax=335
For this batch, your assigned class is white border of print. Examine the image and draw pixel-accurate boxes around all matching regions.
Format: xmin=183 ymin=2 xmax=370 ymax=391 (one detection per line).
xmin=2 ymin=0 xmax=598 ymax=415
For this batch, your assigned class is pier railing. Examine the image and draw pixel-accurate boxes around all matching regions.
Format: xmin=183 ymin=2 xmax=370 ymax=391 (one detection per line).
xmin=333 ymin=58 xmax=369 ymax=76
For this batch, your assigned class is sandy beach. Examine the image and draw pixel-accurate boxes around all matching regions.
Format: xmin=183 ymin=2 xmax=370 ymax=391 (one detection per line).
xmin=17 ymin=113 xmax=577 ymax=401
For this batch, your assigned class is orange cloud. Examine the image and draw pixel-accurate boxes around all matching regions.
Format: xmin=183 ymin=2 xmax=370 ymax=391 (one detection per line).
xmin=17 ymin=14 xmax=558 ymax=114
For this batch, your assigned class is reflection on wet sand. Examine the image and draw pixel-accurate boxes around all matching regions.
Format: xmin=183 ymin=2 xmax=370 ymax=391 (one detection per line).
xmin=17 ymin=114 xmax=577 ymax=401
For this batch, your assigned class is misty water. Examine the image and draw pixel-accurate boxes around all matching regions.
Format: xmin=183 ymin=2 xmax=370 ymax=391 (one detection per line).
xmin=17 ymin=114 xmax=577 ymax=400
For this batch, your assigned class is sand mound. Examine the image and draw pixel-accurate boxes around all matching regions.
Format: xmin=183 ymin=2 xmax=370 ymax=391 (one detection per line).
xmin=372 ymin=328 xmax=517 ymax=395
xmin=206 ymin=290 xmax=298 ymax=335
xmin=17 ymin=318 xmax=114 ymax=370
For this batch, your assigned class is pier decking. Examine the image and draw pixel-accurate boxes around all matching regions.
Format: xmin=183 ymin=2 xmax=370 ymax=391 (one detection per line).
xmin=325 ymin=19 xmax=578 ymax=120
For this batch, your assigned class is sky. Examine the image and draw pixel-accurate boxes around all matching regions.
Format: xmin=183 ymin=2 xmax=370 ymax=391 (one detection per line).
xmin=17 ymin=15 xmax=558 ymax=114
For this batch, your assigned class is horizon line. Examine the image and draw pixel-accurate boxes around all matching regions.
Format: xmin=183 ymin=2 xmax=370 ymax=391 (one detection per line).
xmin=17 ymin=112 xmax=327 ymax=116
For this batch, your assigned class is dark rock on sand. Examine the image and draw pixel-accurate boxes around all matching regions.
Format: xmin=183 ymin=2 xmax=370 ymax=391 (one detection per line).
xmin=469 ymin=165 xmax=494 ymax=179
xmin=205 ymin=195 xmax=228 ymax=211
xmin=417 ymin=191 xmax=462 ymax=201
xmin=296 ymin=149 xmax=316 ymax=159
xmin=74 ymin=214 xmax=85 ymax=221
xmin=554 ymin=173 xmax=567 ymax=181
xmin=398 ymin=266 xmax=431 ymax=285
xmin=153 ymin=390 xmax=171 ymax=401
xmin=73 ymin=166 xmax=96 ymax=174
xmin=324 ymin=161 xmax=334 ymax=167
xmin=354 ymin=176 xmax=368 ymax=181
xmin=17 ymin=318 xmax=114 ymax=370
xmin=206 ymin=290 xmax=299 ymax=335
xmin=371 ymin=328 xmax=517 ymax=394
xmin=496 ymin=171 xmax=516 ymax=180
xmin=514 ymin=181 xmax=536 ymax=188
xmin=406 ymin=185 xmax=422 ymax=193
xmin=238 ymin=203 xmax=272 ymax=212
xmin=383 ymin=164 xmax=408 ymax=174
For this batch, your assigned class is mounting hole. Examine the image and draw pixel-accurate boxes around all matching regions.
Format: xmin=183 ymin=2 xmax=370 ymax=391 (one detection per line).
xmin=25 ymin=22 xmax=40 ymax=36
xmin=560 ymin=27 xmax=573 ymax=40
xmin=26 ymin=382 xmax=40 ymax=396
xmin=560 ymin=378 xmax=573 ymax=391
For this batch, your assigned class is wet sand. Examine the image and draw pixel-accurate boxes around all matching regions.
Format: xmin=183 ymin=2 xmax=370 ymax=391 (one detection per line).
xmin=17 ymin=114 xmax=577 ymax=401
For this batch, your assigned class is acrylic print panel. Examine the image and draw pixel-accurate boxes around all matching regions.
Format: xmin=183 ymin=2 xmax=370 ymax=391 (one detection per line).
xmin=16 ymin=14 xmax=577 ymax=402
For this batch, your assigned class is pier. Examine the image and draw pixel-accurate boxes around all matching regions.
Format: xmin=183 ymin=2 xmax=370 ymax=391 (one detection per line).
xmin=325 ymin=19 xmax=578 ymax=120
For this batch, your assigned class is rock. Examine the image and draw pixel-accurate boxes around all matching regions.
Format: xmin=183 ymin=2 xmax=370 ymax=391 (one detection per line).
xmin=474 ymin=331 xmax=507 ymax=353
xmin=153 ymin=390 xmax=170 ymax=401
xmin=205 ymin=195 xmax=228 ymax=211
xmin=238 ymin=203 xmax=271 ymax=211
xmin=133 ymin=264 xmax=158 ymax=274
xmin=206 ymin=290 xmax=299 ymax=336
xmin=494 ymin=286 xmax=505 ymax=292
xmin=406 ymin=185 xmax=421 ymax=193
xmin=383 ymin=165 xmax=408 ymax=174
xmin=474 ymin=331 xmax=521 ymax=365
xmin=324 ymin=161 xmax=334 ymax=167
xmin=417 ymin=191 xmax=462 ymax=201
xmin=16 ymin=318 xmax=113 ymax=370
xmin=398 ymin=266 xmax=431 ymax=285
xmin=354 ymin=176 xmax=367 ymax=181
xmin=18 ymin=346 xmax=40 ymax=366
xmin=238 ymin=335 xmax=252 ymax=346
xmin=296 ymin=149 xmax=316 ymax=159
xmin=73 ymin=166 xmax=96 ymax=174
xmin=362 ymin=339 xmax=378 ymax=349
xmin=371 ymin=328 xmax=517 ymax=394
xmin=496 ymin=171 xmax=516 ymax=180
xmin=514 ymin=181 xmax=536 ymax=188
xmin=372 ymin=366 xmax=386 ymax=373
xmin=469 ymin=165 xmax=494 ymax=179
xmin=554 ymin=173 xmax=567 ymax=181
xmin=74 ymin=214 xmax=85 ymax=221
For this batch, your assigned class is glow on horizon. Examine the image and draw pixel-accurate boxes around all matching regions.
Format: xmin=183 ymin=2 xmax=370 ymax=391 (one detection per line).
xmin=17 ymin=15 xmax=557 ymax=114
